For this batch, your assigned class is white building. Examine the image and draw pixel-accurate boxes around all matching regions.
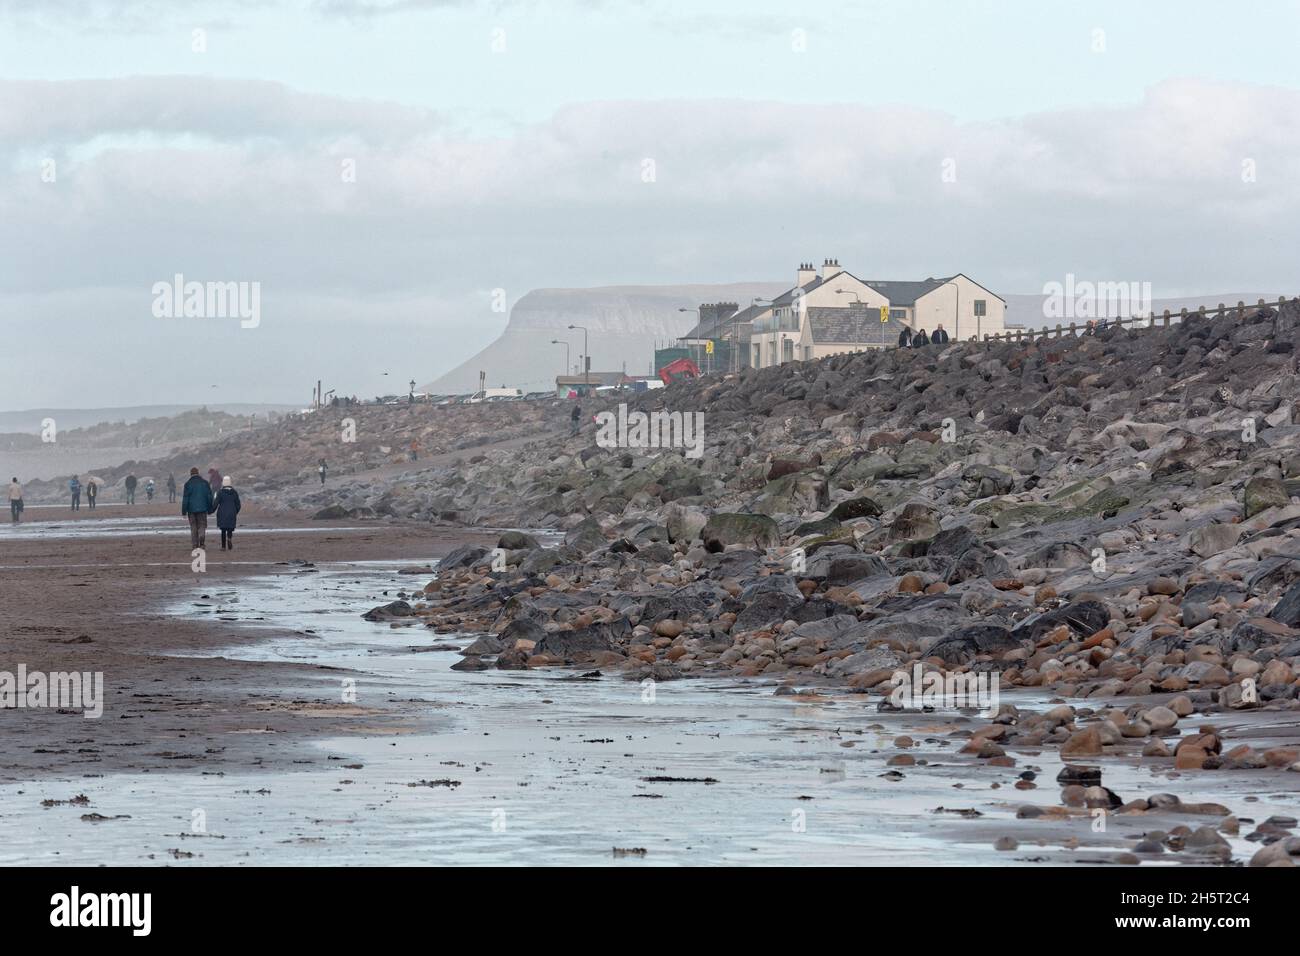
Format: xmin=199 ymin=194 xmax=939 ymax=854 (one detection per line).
xmin=749 ymin=260 xmax=1005 ymax=368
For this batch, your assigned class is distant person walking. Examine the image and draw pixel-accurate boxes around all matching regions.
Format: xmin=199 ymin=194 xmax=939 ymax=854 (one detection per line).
xmin=166 ymin=473 xmax=176 ymax=503
xmin=8 ymin=477 xmax=23 ymax=524
xmin=181 ymin=467 xmax=215 ymax=549
xmin=124 ymin=474 xmax=138 ymax=505
xmin=208 ymin=468 xmax=222 ymax=496
xmin=86 ymin=479 xmax=97 ymax=510
xmin=145 ymin=478 xmax=155 ymax=502
xmin=932 ymin=324 xmax=950 ymax=345
xmin=69 ymin=476 xmax=81 ymax=511
xmin=409 ymin=440 xmax=419 ymax=462
xmin=570 ymin=404 xmax=581 ymax=436
xmin=318 ymin=459 xmax=327 ymax=485
xmin=214 ymin=476 xmax=242 ymax=550
xmin=911 ymin=328 xmax=930 ymax=348
xmin=897 ymin=326 xmax=913 ymax=349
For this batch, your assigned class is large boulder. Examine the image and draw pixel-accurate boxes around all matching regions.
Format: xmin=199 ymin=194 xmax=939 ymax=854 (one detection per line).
xmin=926 ymin=624 xmax=1020 ymax=665
xmin=1187 ymin=522 xmax=1243 ymax=558
xmin=945 ymin=545 xmax=1012 ymax=585
xmin=1012 ymin=600 xmax=1111 ymax=643
xmin=362 ymin=600 xmax=414 ymax=622
xmin=1270 ymin=580 xmax=1300 ymax=627
xmin=497 ymin=530 xmax=541 ymax=551
xmin=534 ymin=617 xmax=631 ymax=660
xmin=733 ymin=590 xmax=805 ymax=632
xmin=828 ymin=497 xmax=882 ymax=521
xmin=1245 ymin=476 xmax=1290 ymax=518
xmin=565 ymin=516 xmax=608 ymax=552
xmin=665 ymin=503 xmax=708 ymax=543
xmin=702 ymin=513 xmax=781 ymax=551
xmin=889 ymin=503 xmax=941 ymax=543
xmin=440 ymin=544 xmax=489 ymax=570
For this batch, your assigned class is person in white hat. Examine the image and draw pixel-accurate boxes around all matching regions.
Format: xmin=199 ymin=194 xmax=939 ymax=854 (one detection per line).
xmin=213 ymin=475 xmax=242 ymax=550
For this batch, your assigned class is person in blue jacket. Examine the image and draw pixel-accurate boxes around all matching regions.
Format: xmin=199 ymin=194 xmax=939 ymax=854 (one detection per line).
xmin=180 ymin=466 xmax=215 ymax=549
xmin=214 ymin=476 xmax=242 ymax=550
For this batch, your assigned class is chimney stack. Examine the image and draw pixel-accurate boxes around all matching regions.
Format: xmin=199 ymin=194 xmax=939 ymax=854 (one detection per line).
xmin=822 ymin=258 xmax=844 ymax=280
xmin=797 ymin=262 xmax=817 ymax=286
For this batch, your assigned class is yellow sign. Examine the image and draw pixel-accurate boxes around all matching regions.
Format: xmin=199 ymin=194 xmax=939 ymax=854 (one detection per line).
xmin=879 ymin=306 xmax=889 ymax=323
xmin=705 ymin=340 xmax=714 ymax=354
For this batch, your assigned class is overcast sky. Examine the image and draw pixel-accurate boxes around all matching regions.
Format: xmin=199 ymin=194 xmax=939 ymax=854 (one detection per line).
xmin=2 ymin=0 xmax=1299 ymax=410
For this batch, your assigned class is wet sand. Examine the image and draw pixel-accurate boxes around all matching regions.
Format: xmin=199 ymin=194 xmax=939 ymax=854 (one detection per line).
xmin=0 ymin=505 xmax=496 ymax=783
xmin=4 ymin=508 xmax=1297 ymax=865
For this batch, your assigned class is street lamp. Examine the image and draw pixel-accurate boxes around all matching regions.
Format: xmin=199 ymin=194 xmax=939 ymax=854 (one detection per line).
xmin=568 ymin=324 xmax=588 ymax=393
xmin=550 ymin=339 xmax=570 ymax=382
xmin=937 ymin=277 xmax=960 ymax=340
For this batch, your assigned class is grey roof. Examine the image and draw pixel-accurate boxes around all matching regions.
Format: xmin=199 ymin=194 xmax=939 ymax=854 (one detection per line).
xmin=682 ymin=302 xmax=767 ymax=340
xmin=806 ymin=304 xmax=910 ymax=345
xmin=770 ymin=276 xmax=827 ymax=307
xmin=862 ymin=274 xmax=1006 ymax=305
xmin=861 ymin=276 xmax=952 ymax=306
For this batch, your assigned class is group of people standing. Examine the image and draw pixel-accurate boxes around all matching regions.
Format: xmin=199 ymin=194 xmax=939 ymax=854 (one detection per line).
xmin=6 ymin=469 xmax=238 ymax=548
xmin=63 ymin=473 xmax=174 ymax=510
xmin=897 ymin=323 xmax=951 ymax=349
xmin=119 ymin=473 xmax=172 ymax=505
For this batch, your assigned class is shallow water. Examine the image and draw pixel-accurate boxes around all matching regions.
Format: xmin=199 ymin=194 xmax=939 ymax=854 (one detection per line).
xmin=5 ymin=559 xmax=1296 ymax=866
xmin=0 ymin=515 xmax=374 ymax=542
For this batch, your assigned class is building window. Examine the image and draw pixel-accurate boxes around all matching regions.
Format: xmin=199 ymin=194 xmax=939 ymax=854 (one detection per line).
xmin=890 ymin=309 xmax=906 ymax=321
xmin=974 ymin=300 xmax=987 ymax=317
xmin=782 ymin=339 xmax=794 ymax=363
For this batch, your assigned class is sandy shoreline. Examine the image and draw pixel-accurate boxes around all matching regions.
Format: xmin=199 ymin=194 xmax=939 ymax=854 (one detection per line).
xmin=0 ymin=505 xmax=496 ymax=784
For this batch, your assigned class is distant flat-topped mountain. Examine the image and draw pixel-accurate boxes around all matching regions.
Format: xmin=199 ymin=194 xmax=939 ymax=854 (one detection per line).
xmin=424 ymin=282 xmax=787 ymax=394
xmin=0 ymin=403 xmax=299 ymax=433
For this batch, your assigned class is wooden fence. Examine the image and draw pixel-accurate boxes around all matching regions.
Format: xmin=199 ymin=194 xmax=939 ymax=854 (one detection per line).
xmin=980 ymin=296 xmax=1299 ymax=345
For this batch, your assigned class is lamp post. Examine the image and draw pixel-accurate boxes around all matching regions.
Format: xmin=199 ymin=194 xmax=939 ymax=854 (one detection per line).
xmin=938 ymin=277 xmax=960 ymax=341
xmin=674 ymin=307 xmax=702 ymax=372
xmin=568 ymin=324 xmax=588 ymax=393
xmin=550 ymin=339 xmax=570 ymax=384
xmin=754 ymin=299 xmax=769 ymax=369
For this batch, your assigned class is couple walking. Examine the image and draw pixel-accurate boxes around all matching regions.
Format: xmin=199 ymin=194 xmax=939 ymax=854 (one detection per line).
xmin=180 ymin=467 xmax=241 ymax=550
